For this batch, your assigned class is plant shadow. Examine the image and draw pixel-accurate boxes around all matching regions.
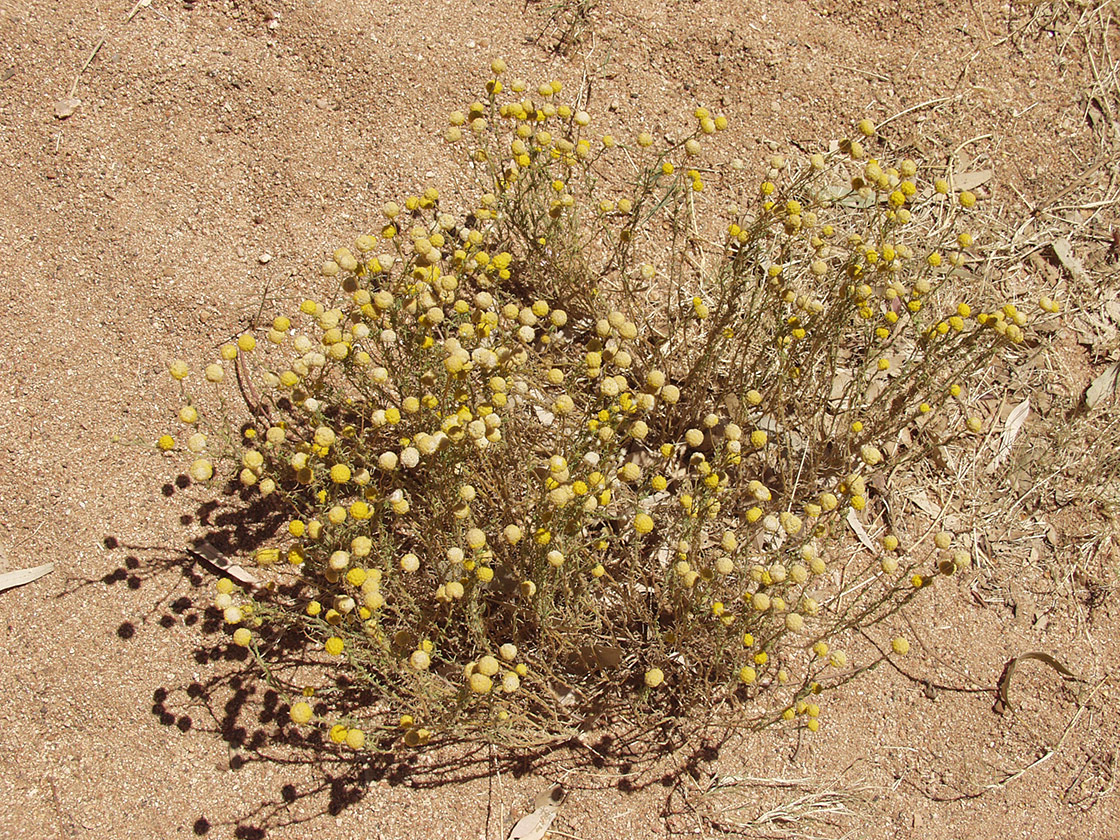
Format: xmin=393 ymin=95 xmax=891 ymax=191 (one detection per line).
xmin=93 ymin=483 xmax=733 ymax=838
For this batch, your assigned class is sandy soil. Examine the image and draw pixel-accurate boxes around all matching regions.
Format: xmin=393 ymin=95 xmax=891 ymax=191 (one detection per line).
xmin=1 ymin=0 xmax=1118 ymax=838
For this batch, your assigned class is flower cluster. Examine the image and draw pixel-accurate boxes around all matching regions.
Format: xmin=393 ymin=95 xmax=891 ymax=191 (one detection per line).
xmin=160 ymin=64 xmax=1053 ymax=748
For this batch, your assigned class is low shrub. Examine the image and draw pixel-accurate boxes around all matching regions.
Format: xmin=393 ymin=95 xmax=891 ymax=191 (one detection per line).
xmin=161 ymin=63 xmax=1057 ymax=749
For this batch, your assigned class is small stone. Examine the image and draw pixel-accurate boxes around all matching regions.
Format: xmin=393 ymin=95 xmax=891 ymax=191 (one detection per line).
xmin=258 ymin=253 xmax=272 ymax=264
xmin=315 ymin=97 xmax=331 ymax=110
xmin=54 ymin=97 xmax=81 ymax=119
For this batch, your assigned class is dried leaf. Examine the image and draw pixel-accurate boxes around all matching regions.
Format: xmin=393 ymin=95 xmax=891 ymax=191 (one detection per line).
xmin=986 ymin=399 xmax=1030 ymax=474
xmin=1085 ymin=362 xmax=1120 ymax=409
xmin=0 ymin=562 xmax=54 ymax=593
xmin=571 ymin=644 xmax=623 ymax=673
xmin=993 ymin=651 xmax=1082 ymax=715
xmin=828 ymin=368 xmax=853 ymax=407
xmin=1028 ymin=251 xmax=1061 ymax=284
xmin=952 ymin=169 xmax=993 ymax=191
xmin=845 ymin=508 xmax=876 ymax=553
xmin=528 ymin=388 xmax=554 ymax=426
xmin=1051 ymin=238 xmax=1089 ymax=284
xmin=508 ymin=785 xmax=565 ymax=840
xmin=907 ymin=490 xmax=941 ymax=518
xmin=1104 ymin=299 xmax=1120 ymax=327
xmin=187 ymin=541 xmax=260 ymax=588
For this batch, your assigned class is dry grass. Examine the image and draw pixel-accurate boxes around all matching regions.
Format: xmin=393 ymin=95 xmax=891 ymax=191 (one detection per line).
xmin=695 ymin=771 xmax=873 ymax=838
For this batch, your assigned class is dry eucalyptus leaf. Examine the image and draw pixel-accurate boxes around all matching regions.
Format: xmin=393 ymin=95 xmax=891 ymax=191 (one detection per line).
xmin=907 ymin=490 xmax=941 ymax=518
xmin=1104 ymin=299 xmax=1120 ymax=326
xmin=986 ymin=398 xmax=1030 ymax=474
xmin=846 ymin=508 xmax=876 ymax=553
xmin=1085 ymin=362 xmax=1120 ymax=409
xmin=508 ymin=785 xmax=565 ymax=840
xmin=0 ymin=562 xmax=55 ymax=593
xmin=828 ymin=368 xmax=853 ymax=407
xmin=532 ymin=404 xmax=555 ymax=426
xmin=187 ymin=541 xmax=260 ymax=588
xmin=572 ymin=643 xmax=623 ymax=673
xmin=526 ymin=388 xmax=554 ymax=426
xmin=993 ymin=651 xmax=1082 ymax=715
xmin=1051 ymin=238 xmax=1089 ymax=284
xmin=952 ymin=169 xmax=993 ymax=191
xmin=1027 ymin=252 xmax=1061 ymax=284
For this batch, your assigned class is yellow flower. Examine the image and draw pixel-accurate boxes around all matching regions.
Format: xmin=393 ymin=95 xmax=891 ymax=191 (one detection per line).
xmin=325 ymin=637 xmax=345 ymax=656
xmin=644 ymin=668 xmax=665 ymax=688
xmin=634 ymin=513 xmax=654 ymax=535
xmin=289 ymin=702 xmax=313 ymax=725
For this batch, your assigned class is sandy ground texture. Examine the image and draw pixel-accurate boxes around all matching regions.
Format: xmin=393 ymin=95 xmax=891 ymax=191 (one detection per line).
xmin=1 ymin=0 xmax=1119 ymax=838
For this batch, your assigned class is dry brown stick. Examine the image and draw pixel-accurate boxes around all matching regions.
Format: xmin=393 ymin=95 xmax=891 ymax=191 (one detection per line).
xmin=1035 ymin=154 xmax=1109 ymax=213
xmin=68 ymin=37 xmax=104 ymax=99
